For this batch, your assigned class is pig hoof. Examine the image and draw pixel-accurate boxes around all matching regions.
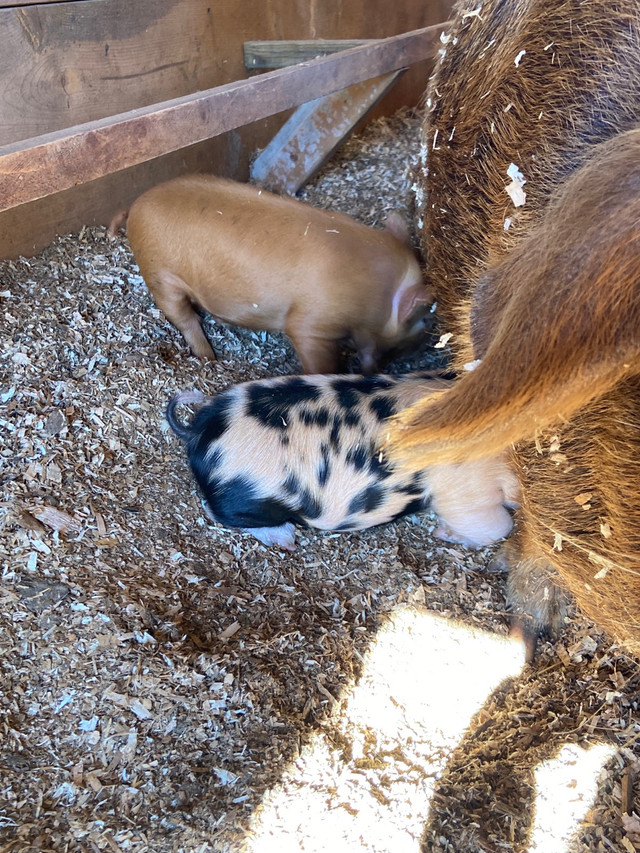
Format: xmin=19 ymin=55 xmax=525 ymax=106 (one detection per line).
xmin=509 ymin=615 xmax=540 ymax=664
xmin=191 ymin=346 xmax=216 ymax=362
xmin=244 ymin=523 xmax=297 ymax=551
xmin=434 ymin=524 xmax=481 ymax=547
xmin=433 ymin=524 xmax=459 ymax=544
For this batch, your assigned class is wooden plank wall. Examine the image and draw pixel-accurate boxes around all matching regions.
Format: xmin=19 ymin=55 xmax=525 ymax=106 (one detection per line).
xmin=0 ymin=0 xmax=453 ymax=258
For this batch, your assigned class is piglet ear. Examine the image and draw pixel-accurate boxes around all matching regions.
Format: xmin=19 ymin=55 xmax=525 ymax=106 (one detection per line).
xmin=397 ymin=282 xmax=432 ymax=324
xmin=384 ymin=211 xmax=412 ymax=245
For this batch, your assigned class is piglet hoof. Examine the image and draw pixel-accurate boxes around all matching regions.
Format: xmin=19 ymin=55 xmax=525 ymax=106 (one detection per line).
xmin=434 ymin=524 xmax=486 ymax=548
xmin=433 ymin=524 xmax=460 ymax=544
xmin=190 ymin=343 xmax=217 ymax=362
xmin=244 ymin=523 xmax=297 ymax=551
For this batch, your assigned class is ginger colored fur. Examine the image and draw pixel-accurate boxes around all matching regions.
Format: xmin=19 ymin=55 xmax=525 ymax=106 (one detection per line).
xmin=392 ymin=132 xmax=640 ymax=465
xmin=123 ymin=175 xmax=430 ymax=374
xmin=391 ymin=0 xmax=640 ymax=656
xmin=415 ymin=0 xmax=640 ymax=366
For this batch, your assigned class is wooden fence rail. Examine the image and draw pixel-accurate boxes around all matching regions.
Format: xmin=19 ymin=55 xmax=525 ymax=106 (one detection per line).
xmin=0 ymin=24 xmax=445 ymax=214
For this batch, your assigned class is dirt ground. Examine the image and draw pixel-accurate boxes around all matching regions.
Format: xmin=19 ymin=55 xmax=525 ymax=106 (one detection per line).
xmin=1 ymin=110 xmax=639 ymax=853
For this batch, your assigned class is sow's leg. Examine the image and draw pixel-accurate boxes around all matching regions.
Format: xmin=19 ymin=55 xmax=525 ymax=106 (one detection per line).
xmin=491 ymin=525 xmax=570 ymax=662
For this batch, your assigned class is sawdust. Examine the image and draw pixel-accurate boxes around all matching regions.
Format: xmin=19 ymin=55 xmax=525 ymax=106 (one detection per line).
xmin=1 ymin=110 xmax=639 ymax=853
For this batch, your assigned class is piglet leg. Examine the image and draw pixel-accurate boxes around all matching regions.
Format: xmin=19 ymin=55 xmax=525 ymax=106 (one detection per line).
xmin=351 ymin=331 xmax=379 ymax=374
xmin=287 ymin=330 xmax=341 ymax=374
xmin=433 ymin=523 xmax=466 ymax=545
xmin=151 ymin=269 xmax=217 ymax=361
xmin=243 ymin=523 xmax=297 ymax=551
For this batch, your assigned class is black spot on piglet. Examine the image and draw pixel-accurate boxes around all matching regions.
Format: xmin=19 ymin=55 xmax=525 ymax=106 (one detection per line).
xmin=333 ymin=376 xmax=395 ymax=409
xmin=190 ymin=394 xmax=234 ymax=454
xmin=298 ymin=488 xmax=322 ymax=520
xmin=299 ymin=406 xmax=330 ymax=427
xmin=317 ymin=444 xmax=331 ymax=486
xmin=247 ymin=378 xmax=321 ymax=430
xmin=370 ymin=395 xmax=397 ymax=421
xmin=346 ymin=445 xmax=368 ymax=471
xmin=199 ymin=475 xmax=296 ymax=528
xmin=348 ymin=484 xmax=385 ymax=514
xmin=396 ymin=471 xmax=426 ymax=496
xmin=283 ymin=473 xmax=301 ymax=495
xmin=390 ymin=495 xmax=429 ymax=521
xmin=344 ymin=410 xmax=361 ymax=428
xmin=369 ymin=451 xmax=393 ymax=480
xmin=329 ymin=415 xmax=341 ymax=450
xmin=203 ymin=446 xmax=223 ymax=471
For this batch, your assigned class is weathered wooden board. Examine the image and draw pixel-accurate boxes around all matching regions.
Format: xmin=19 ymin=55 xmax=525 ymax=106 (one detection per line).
xmin=0 ymin=133 xmax=246 ymax=259
xmin=251 ymin=71 xmax=404 ymax=195
xmin=0 ymin=0 xmax=453 ymax=146
xmin=244 ymin=39 xmax=370 ymax=69
xmin=0 ymin=0 xmax=61 ymax=5
xmin=0 ymin=25 xmax=444 ymax=213
xmin=0 ymin=0 xmax=228 ymax=145
xmin=0 ymin=0 xmax=454 ymax=256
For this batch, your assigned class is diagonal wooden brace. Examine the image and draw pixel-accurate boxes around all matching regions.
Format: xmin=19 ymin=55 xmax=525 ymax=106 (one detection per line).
xmin=250 ymin=70 xmax=405 ymax=195
xmin=0 ymin=24 xmax=446 ymax=213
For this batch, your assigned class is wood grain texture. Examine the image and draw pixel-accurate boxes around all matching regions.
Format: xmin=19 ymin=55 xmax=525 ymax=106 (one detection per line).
xmin=0 ymin=0 xmax=453 ymax=145
xmin=244 ymin=40 xmax=370 ymax=69
xmin=0 ymin=26 xmax=444 ymax=213
xmin=1 ymin=0 xmax=225 ymax=144
xmin=0 ymin=0 xmax=454 ymax=257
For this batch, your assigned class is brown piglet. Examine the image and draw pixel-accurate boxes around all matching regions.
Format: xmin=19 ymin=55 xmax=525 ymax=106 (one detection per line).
xmin=110 ymin=175 xmax=432 ymax=373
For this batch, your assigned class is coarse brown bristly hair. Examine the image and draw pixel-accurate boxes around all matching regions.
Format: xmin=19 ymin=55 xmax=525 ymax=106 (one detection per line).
xmin=389 ymin=0 xmax=640 ymax=655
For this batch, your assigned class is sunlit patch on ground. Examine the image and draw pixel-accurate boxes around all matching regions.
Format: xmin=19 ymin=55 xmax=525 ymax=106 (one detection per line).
xmin=245 ymin=607 xmax=618 ymax=852
xmin=530 ymin=742 xmax=617 ymax=852
xmin=245 ymin=606 xmax=527 ymax=851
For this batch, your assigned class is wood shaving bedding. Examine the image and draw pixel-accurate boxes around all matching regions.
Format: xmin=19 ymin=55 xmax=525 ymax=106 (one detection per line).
xmin=0 ymin=109 xmax=638 ymax=853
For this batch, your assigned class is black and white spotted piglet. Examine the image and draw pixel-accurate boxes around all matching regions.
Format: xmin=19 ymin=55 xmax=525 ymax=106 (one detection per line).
xmin=166 ymin=373 xmax=520 ymax=550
